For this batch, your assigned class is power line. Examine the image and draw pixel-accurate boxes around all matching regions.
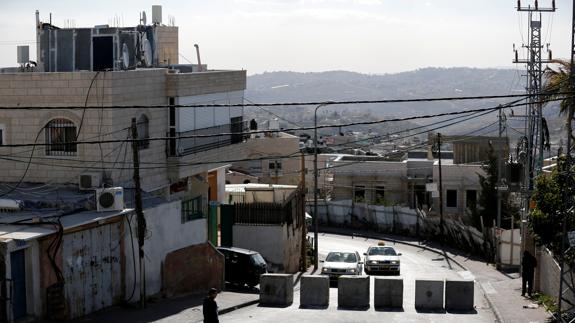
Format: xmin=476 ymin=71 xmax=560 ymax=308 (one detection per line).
xmin=0 ymin=92 xmax=569 ymax=110
xmin=0 ymin=98 xmax=553 ymax=150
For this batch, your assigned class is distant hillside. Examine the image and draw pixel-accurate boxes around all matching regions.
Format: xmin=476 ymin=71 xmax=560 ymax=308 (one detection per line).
xmin=245 ymin=68 xmax=564 ymax=145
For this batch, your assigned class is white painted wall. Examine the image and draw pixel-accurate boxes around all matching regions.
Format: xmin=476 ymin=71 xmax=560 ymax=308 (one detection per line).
xmin=216 ymin=168 xmax=226 ymax=204
xmin=232 ymin=225 xmax=285 ymax=269
xmin=176 ymin=91 xmax=244 ymax=132
xmin=124 ymin=200 xmax=207 ymax=301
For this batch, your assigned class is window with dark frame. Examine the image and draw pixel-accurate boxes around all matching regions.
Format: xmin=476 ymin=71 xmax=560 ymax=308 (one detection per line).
xmin=45 ymin=118 xmax=77 ymax=156
xmin=446 ymin=189 xmax=458 ymax=208
xmin=354 ymin=185 xmax=366 ymax=203
xmin=181 ymin=196 xmax=204 ymax=222
xmin=375 ymin=186 xmax=385 ymax=204
xmin=466 ymin=190 xmax=477 ymax=209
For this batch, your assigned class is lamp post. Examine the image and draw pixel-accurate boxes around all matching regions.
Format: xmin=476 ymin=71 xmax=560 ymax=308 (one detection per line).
xmin=313 ymin=103 xmax=328 ymax=269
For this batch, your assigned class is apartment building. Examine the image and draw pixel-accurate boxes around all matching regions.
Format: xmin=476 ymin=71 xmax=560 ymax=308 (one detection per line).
xmin=0 ymin=8 xmax=245 ymax=322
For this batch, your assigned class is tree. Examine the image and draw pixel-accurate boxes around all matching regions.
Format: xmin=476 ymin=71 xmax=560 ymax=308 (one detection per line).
xmin=474 ymin=146 xmax=519 ymax=229
xmin=543 ymin=59 xmax=575 ymax=149
xmin=529 ymin=157 xmax=575 ymax=255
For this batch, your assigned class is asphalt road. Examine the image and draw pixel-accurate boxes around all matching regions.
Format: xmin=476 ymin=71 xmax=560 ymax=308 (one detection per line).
xmin=220 ymin=232 xmax=496 ymax=322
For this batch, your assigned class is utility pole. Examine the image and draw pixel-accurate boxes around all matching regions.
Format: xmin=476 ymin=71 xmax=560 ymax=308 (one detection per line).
xmin=514 ymin=0 xmax=555 ymax=274
xmin=497 ymin=106 xmax=503 ymax=229
xmin=437 ymin=133 xmax=444 ymax=242
xmin=300 ymin=152 xmax=307 ymax=271
xmin=556 ymin=0 xmax=575 ymax=320
xmin=131 ymin=118 xmax=147 ymax=308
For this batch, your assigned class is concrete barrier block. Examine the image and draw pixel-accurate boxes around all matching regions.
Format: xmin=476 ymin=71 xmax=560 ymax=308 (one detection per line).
xmin=300 ymin=275 xmax=329 ymax=308
xmin=260 ymin=274 xmax=293 ymax=307
xmin=415 ymin=279 xmax=444 ymax=311
xmin=374 ymin=278 xmax=403 ymax=309
xmin=338 ymin=276 xmax=370 ymax=309
xmin=445 ymin=280 xmax=474 ymax=311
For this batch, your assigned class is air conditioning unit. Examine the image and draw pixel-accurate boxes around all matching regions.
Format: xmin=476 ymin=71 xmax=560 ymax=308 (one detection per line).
xmin=96 ymin=187 xmax=124 ymax=212
xmin=79 ymin=172 xmax=103 ymax=190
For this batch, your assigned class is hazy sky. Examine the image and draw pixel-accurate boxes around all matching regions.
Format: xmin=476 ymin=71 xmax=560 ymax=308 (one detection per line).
xmin=0 ymin=0 xmax=572 ymax=75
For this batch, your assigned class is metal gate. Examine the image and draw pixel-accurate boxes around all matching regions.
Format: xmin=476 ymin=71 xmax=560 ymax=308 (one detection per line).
xmin=10 ymin=249 xmax=26 ymax=320
xmin=220 ymin=205 xmax=235 ymax=247
xmin=62 ymin=222 xmax=122 ymax=319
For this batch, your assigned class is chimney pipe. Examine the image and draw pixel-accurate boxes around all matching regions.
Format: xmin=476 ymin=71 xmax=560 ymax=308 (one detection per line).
xmin=194 ymin=44 xmax=202 ymax=72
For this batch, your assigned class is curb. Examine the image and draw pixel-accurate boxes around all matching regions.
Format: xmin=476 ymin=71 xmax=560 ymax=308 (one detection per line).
xmin=218 ymin=299 xmax=260 ymax=315
xmin=319 ymin=228 xmax=504 ymax=323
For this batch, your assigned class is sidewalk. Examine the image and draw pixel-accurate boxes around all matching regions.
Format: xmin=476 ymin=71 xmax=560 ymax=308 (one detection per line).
xmin=71 ymin=290 xmax=259 ymax=323
xmin=319 ymin=226 xmax=552 ymax=323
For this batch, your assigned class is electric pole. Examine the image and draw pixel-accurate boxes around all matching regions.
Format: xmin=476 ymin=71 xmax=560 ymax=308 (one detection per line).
xmin=513 ymin=0 xmax=555 ymax=275
xmin=437 ymin=133 xmax=444 ymax=242
xmin=131 ymin=118 xmax=147 ymax=308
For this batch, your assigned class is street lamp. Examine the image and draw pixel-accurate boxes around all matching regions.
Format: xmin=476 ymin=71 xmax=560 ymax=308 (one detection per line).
xmin=313 ymin=103 xmax=329 ymax=269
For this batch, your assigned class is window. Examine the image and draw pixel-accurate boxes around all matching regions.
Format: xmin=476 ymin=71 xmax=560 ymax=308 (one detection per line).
xmin=0 ymin=124 xmax=4 ymax=145
xmin=374 ymin=186 xmax=385 ymax=205
xmin=466 ymin=190 xmax=477 ymax=209
xmin=45 ymin=118 xmax=77 ymax=156
xmin=269 ymin=160 xmax=282 ymax=176
xmin=446 ymin=189 xmax=457 ymax=208
xmin=354 ymin=185 xmax=366 ymax=203
xmin=137 ymin=114 xmax=150 ymax=149
xmin=182 ymin=196 xmax=204 ymax=222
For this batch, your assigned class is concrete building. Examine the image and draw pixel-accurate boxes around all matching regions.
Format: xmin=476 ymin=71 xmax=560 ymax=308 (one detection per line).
xmin=0 ymin=8 xmax=244 ymax=322
xmin=227 ymin=131 xmax=330 ymax=199
xmin=222 ymin=184 xmax=305 ymax=273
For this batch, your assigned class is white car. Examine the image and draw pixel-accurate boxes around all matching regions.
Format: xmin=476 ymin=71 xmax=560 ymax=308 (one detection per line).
xmin=321 ymin=251 xmax=363 ymax=283
xmin=363 ymin=245 xmax=401 ymax=275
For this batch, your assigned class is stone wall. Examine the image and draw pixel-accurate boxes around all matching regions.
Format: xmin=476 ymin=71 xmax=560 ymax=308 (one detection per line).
xmin=536 ymin=247 xmax=575 ymax=308
xmin=163 ymin=242 xmax=224 ymax=298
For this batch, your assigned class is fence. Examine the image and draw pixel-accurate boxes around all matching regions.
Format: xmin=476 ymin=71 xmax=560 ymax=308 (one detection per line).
xmin=314 ymin=200 xmax=494 ymax=257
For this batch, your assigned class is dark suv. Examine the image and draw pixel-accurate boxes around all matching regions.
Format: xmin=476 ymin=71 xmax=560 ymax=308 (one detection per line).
xmin=217 ymin=247 xmax=268 ymax=287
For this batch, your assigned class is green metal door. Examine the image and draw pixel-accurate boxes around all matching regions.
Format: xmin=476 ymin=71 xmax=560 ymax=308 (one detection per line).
xmin=220 ymin=205 xmax=234 ymax=247
xmin=208 ymin=202 xmax=219 ymax=246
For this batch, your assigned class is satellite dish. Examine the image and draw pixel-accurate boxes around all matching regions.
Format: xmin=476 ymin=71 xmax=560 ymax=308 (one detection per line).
xmin=121 ymin=43 xmax=129 ymax=69
xmin=143 ymin=38 xmax=152 ymax=66
xmin=141 ymin=11 xmax=147 ymax=25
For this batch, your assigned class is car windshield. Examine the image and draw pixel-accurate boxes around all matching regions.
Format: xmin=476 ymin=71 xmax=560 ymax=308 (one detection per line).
xmin=368 ymin=247 xmax=397 ymax=256
xmin=326 ymin=252 xmax=357 ymax=263
xmin=250 ymin=253 xmax=266 ymax=266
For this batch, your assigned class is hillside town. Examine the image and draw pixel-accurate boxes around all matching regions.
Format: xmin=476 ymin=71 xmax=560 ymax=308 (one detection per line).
xmin=0 ymin=2 xmax=573 ymax=323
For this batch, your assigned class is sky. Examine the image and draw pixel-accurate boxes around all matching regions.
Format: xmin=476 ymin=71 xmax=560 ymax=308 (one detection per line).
xmin=0 ymin=0 xmax=572 ymax=75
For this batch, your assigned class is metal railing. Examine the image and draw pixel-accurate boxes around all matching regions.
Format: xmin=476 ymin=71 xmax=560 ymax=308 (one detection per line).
xmin=169 ymin=121 xmax=247 ymax=156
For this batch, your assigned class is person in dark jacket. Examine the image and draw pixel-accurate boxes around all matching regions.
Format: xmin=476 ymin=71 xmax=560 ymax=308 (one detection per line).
xmin=522 ymin=250 xmax=537 ymax=297
xmin=203 ymin=288 xmax=219 ymax=323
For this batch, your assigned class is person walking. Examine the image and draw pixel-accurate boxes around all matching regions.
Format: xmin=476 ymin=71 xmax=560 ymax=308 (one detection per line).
xmin=203 ymin=288 xmax=219 ymax=323
xmin=522 ymin=250 xmax=537 ymax=297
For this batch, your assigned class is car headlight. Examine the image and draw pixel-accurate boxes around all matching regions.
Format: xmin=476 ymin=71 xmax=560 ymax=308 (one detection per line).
xmin=391 ymin=261 xmax=399 ymax=265
xmin=322 ymin=267 xmax=329 ymax=273
xmin=348 ymin=268 xmax=356 ymax=273
xmin=369 ymin=260 xmax=378 ymax=265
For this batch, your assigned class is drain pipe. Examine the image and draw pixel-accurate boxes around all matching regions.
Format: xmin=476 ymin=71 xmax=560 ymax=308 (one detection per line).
xmin=194 ymin=44 xmax=202 ymax=72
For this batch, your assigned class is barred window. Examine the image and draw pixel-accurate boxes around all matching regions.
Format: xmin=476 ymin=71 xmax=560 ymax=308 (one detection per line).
xmin=45 ymin=119 xmax=77 ymax=156
xmin=182 ymin=196 xmax=204 ymax=223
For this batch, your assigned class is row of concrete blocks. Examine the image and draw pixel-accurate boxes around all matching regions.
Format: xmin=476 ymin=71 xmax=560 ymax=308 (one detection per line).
xmin=259 ymin=274 xmax=474 ymax=311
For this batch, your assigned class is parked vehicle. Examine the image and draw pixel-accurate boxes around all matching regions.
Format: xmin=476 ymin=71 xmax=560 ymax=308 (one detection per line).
xmin=320 ymin=250 xmax=363 ymax=283
xmin=363 ymin=243 xmax=401 ymax=275
xmin=217 ymin=247 xmax=268 ymax=287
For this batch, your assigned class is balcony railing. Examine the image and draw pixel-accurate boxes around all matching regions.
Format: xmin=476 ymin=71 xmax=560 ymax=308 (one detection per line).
xmin=169 ymin=121 xmax=248 ymax=157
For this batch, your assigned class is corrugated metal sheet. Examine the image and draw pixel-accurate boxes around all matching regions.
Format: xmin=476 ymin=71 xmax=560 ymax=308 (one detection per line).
xmin=62 ymin=222 xmax=122 ymax=319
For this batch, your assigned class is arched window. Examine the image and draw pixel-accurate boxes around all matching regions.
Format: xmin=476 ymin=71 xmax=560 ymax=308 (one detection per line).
xmin=137 ymin=114 xmax=150 ymax=149
xmin=45 ymin=118 xmax=77 ymax=156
